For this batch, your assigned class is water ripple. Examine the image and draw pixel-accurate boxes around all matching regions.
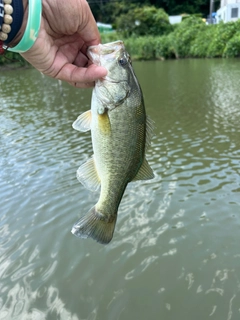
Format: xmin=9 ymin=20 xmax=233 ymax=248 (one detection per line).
xmin=1 ymin=62 xmax=240 ymax=320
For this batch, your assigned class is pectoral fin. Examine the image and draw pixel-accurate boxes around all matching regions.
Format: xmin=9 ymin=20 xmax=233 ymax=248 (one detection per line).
xmin=76 ymin=156 xmax=101 ymax=192
xmin=132 ymin=158 xmax=154 ymax=181
xmin=72 ymin=110 xmax=92 ymax=132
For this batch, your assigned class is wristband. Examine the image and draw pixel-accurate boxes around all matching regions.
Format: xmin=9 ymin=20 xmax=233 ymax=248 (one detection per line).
xmin=8 ymin=0 xmax=42 ymax=53
xmin=4 ymin=0 xmax=24 ymax=44
xmin=0 ymin=1 xmax=4 ymax=30
xmin=0 ymin=0 xmax=15 ymax=42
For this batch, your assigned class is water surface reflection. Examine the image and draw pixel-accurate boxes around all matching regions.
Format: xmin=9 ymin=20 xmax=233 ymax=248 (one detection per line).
xmin=0 ymin=60 xmax=240 ymax=319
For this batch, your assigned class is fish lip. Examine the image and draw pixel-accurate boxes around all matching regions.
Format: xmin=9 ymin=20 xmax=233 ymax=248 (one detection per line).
xmin=88 ymin=40 xmax=124 ymax=55
xmin=87 ymin=40 xmax=124 ymax=65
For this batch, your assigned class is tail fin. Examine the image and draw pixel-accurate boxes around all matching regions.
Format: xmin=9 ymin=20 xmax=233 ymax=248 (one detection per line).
xmin=71 ymin=206 xmax=117 ymax=244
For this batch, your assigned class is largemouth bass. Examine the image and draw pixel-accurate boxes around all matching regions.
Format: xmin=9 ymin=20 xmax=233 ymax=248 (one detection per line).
xmin=71 ymin=40 xmax=154 ymax=244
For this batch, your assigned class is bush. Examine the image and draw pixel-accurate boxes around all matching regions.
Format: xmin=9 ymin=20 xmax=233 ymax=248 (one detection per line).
xmin=207 ymin=21 xmax=240 ymax=57
xmin=190 ymin=24 xmax=214 ymax=57
xmin=0 ymin=51 xmax=26 ymax=65
xmin=100 ymin=32 xmax=121 ymax=44
xmin=116 ymin=6 xmax=172 ymax=37
xmin=171 ymin=16 xmax=206 ymax=58
xmin=155 ymin=34 xmax=177 ymax=59
xmin=223 ymin=31 xmax=240 ymax=57
xmin=100 ymin=16 xmax=240 ymax=61
xmin=124 ymin=36 xmax=156 ymax=60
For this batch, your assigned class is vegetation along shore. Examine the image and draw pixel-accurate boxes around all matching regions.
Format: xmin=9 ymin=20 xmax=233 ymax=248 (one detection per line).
xmin=1 ymin=3 xmax=240 ymax=65
xmin=101 ymin=15 xmax=240 ymax=60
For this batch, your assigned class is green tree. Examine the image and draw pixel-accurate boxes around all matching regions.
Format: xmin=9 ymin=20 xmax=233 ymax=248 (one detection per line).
xmin=89 ymin=0 xmax=140 ymax=23
xmin=88 ymin=0 xmax=220 ymax=22
xmin=116 ymin=6 xmax=172 ymax=37
xmin=149 ymin=0 xmax=220 ymax=16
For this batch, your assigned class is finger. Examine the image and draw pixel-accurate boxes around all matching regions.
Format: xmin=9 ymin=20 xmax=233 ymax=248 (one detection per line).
xmin=73 ymin=50 xmax=89 ymax=68
xmin=77 ymin=1 xmax=101 ymax=47
xmin=55 ymin=63 xmax=107 ymax=83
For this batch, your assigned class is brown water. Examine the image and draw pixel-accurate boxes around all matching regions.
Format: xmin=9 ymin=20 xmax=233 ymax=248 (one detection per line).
xmin=0 ymin=59 xmax=240 ymax=320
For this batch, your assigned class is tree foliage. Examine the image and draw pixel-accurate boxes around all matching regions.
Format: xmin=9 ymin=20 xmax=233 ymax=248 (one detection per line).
xmin=207 ymin=20 xmax=240 ymax=57
xmin=100 ymin=16 xmax=240 ymax=60
xmin=89 ymin=1 xmax=139 ymax=24
xmin=171 ymin=16 xmax=205 ymax=57
xmin=116 ymin=6 xmax=172 ymax=37
xmin=88 ymin=0 xmax=220 ymax=23
xmin=0 ymin=51 xmax=25 ymax=66
xmin=148 ymin=0 xmax=216 ymax=16
xmin=223 ymin=30 xmax=240 ymax=57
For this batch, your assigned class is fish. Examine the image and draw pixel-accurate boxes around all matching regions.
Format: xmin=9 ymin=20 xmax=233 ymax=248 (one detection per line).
xmin=71 ymin=40 xmax=154 ymax=244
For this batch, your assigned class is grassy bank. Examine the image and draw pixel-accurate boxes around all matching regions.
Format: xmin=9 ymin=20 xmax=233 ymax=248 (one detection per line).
xmin=101 ymin=17 xmax=240 ymax=60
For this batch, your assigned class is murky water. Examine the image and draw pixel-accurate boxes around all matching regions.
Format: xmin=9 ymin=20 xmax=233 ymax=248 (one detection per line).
xmin=0 ymin=59 xmax=240 ymax=320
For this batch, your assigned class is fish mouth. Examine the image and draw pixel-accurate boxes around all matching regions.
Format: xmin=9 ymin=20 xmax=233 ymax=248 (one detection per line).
xmin=87 ymin=40 xmax=124 ymax=66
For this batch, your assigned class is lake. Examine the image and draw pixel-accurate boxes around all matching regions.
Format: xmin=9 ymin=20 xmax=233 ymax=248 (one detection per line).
xmin=0 ymin=59 xmax=240 ymax=320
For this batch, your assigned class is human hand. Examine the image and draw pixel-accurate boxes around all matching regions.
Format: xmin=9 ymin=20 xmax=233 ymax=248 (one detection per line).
xmin=17 ymin=0 xmax=107 ymax=87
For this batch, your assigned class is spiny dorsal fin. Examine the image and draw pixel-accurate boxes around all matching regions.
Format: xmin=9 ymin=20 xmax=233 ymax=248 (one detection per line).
xmin=76 ymin=156 xmax=101 ymax=192
xmin=72 ymin=110 xmax=92 ymax=132
xmin=132 ymin=158 xmax=154 ymax=182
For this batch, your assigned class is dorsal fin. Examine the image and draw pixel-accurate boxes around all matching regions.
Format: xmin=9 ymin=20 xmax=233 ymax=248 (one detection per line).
xmin=132 ymin=158 xmax=154 ymax=181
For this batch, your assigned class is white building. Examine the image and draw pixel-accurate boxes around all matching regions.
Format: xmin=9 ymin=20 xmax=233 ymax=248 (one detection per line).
xmin=216 ymin=0 xmax=240 ymax=22
xmin=169 ymin=16 xmax=182 ymax=24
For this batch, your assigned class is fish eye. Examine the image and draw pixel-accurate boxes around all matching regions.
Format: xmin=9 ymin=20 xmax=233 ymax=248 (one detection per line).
xmin=118 ymin=57 xmax=128 ymax=67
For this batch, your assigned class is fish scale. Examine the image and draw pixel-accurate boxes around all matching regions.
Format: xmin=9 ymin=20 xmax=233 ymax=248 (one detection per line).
xmin=71 ymin=41 xmax=154 ymax=244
